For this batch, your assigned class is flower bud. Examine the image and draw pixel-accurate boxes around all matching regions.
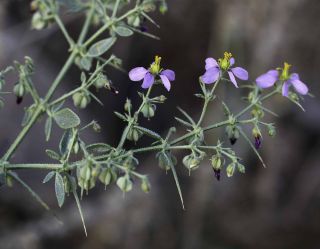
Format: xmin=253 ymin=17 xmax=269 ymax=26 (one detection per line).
xmin=211 ymin=155 xmax=222 ymax=180
xmin=226 ymin=125 xmax=239 ymax=145
xmin=92 ymin=121 xmax=101 ymax=133
xmin=252 ymin=126 xmax=262 ymax=149
xmin=142 ymin=2 xmax=156 ymax=12
xmin=124 ymin=98 xmax=132 ymax=113
xmin=226 ymin=163 xmax=236 ymax=177
xmin=159 ymin=1 xmax=168 ymax=14
xmin=13 ymin=84 xmax=25 ymax=104
xmin=73 ymin=140 xmax=80 ymax=154
xmin=267 ymin=124 xmax=276 ymax=137
xmin=141 ymin=178 xmax=151 ymax=193
xmin=63 ymin=176 xmax=72 ymax=194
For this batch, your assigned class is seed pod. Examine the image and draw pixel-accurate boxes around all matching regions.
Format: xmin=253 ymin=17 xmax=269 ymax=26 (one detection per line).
xmin=72 ymin=92 xmax=83 ymax=108
xmin=91 ymin=166 xmax=100 ymax=178
xmin=94 ymin=74 xmax=109 ymax=89
xmin=252 ymin=126 xmax=262 ymax=149
xmin=127 ymin=15 xmax=141 ymax=27
xmin=92 ymin=121 xmax=101 ymax=133
xmin=226 ymin=163 xmax=236 ymax=177
xmin=183 ymin=155 xmax=200 ymax=171
xmin=117 ymin=176 xmax=133 ymax=192
xmin=31 ymin=12 xmax=47 ymax=30
xmin=6 ymin=175 xmax=14 ymax=187
xmin=142 ymin=2 xmax=156 ymax=12
xmin=157 ymin=152 xmax=171 ymax=171
xmin=80 ymin=94 xmax=90 ymax=109
xmin=126 ymin=127 xmax=141 ymax=142
xmin=141 ymin=102 xmax=156 ymax=119
xmin=80 ymin=164 xmax=91 ymax=181
xmin=99 ymin=168 xmax=117 ymax=186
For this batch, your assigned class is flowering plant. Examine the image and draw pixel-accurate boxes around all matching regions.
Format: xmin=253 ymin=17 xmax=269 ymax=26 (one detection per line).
xmin=0 ymin=0 xmax=310 ymax=236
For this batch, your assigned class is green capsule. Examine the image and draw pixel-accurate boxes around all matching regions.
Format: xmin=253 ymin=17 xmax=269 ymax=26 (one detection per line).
xmin=13 ymin=84 xmax=25 ymax=97
xmin=80 ymin=95 xmax=90 ymax=109
xmin=80 ymin=165 xmax=91 ymax=181
xmin=72 ymin=92 xmax=83 ymax=108
xmin=183 ymin=155 xmax=200 ymax=171
xmin=211 ymin=155 xmax=222 ymax=171
xmin=157 ymin=152 xmax=171 ymax=171
xmin=117 ymin=176 xmax=133 ymax=192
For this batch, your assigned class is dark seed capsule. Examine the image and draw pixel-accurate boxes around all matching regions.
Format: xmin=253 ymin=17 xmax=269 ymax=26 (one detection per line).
xmin=213 ymin=169 xmax=221 ymax=181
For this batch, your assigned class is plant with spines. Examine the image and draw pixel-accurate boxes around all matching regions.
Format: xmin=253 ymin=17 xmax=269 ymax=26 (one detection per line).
xmin=0 ymin=0 xmax=311 ymax=236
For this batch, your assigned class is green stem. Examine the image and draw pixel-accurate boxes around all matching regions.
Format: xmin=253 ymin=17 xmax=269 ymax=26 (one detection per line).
xmin=117 ymin=86 xmax=153 ymax=149
xmin=6 ymin=163 xmax=63 ymax=170
xmin=83 ymin=7 xmax=139 ymax=47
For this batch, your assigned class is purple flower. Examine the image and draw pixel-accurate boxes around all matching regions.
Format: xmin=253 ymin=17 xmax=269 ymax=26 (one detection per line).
xmin=256 ymin=62 xmax=308 ymax=97
xmin=129 ymin=56 xmax=175 ymax=91
xmin=201 ymin=52 xmax=249 ymax=87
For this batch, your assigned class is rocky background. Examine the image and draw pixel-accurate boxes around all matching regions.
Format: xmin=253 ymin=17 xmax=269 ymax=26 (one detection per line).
xmin=0 ymin=0 xmax=320 ymax=249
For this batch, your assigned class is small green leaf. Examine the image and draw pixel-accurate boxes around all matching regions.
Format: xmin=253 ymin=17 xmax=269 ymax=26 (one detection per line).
xmin=80 ymin=57 xmax=92 ymax=71
xmin=115 ymin=26 xmax=133 ymax=37
xmin=53 ymin=108 xmax=80 ymax=129
xmin=46 ymin=149 xmax=60 ymax=160
xmin=134 ymin=126 xmax=162 ymax=140
xmin=51 ymin=101 xmax=65 ymax=113
xmin=45 ymin=117 xmax=52 ymax=142
xmin=59 ymin=129 xmax=73 ymax=156
xmin=87 ymin=37 xmax=117 ymax=57
xmin=43 ymin=171 xmax=55 ymax=183
xmin=55 ymin=172 xmax=65 ymax=207
xmin=86 ymin=143 xmax=111 ymax=155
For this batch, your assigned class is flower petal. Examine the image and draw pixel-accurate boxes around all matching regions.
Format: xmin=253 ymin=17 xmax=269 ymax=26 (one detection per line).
xmin=256 ymin=71 xmax=278 ymax=88
xmin=267 ymin=70 xmax=279 ymax=78
xmin=205 ymin=58 xmax=219 ymax=70
xmin=129 ymin=67 xmax=148 ymax=81
xmin=141 ymin=72 xmax=154 ymax=89
xmin=160 ymin=69 xmax=175 ymax=81
xmin=282 ymin=81 xmax=290 ymax=97
xmin=230 ymin=57 xmax=235 ymax=66
xmin=201 ymin=67 xmax=220 ymax=84
xmin=160 ymin=74 xmax=171 ymax=91
xmin=231 ymin=67 xmax=248 ymax=80
xmin=228 ymin=71 xmax=238 ymax=88
xmin=290 ymin=73 xmax=300 ymax=81
xmin=291 ymin=79 xmax=308 ymax=95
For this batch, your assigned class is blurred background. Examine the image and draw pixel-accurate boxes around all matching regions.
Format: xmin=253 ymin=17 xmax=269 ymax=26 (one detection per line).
xmin=0 ymin=0 xmax=320 ymax=248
